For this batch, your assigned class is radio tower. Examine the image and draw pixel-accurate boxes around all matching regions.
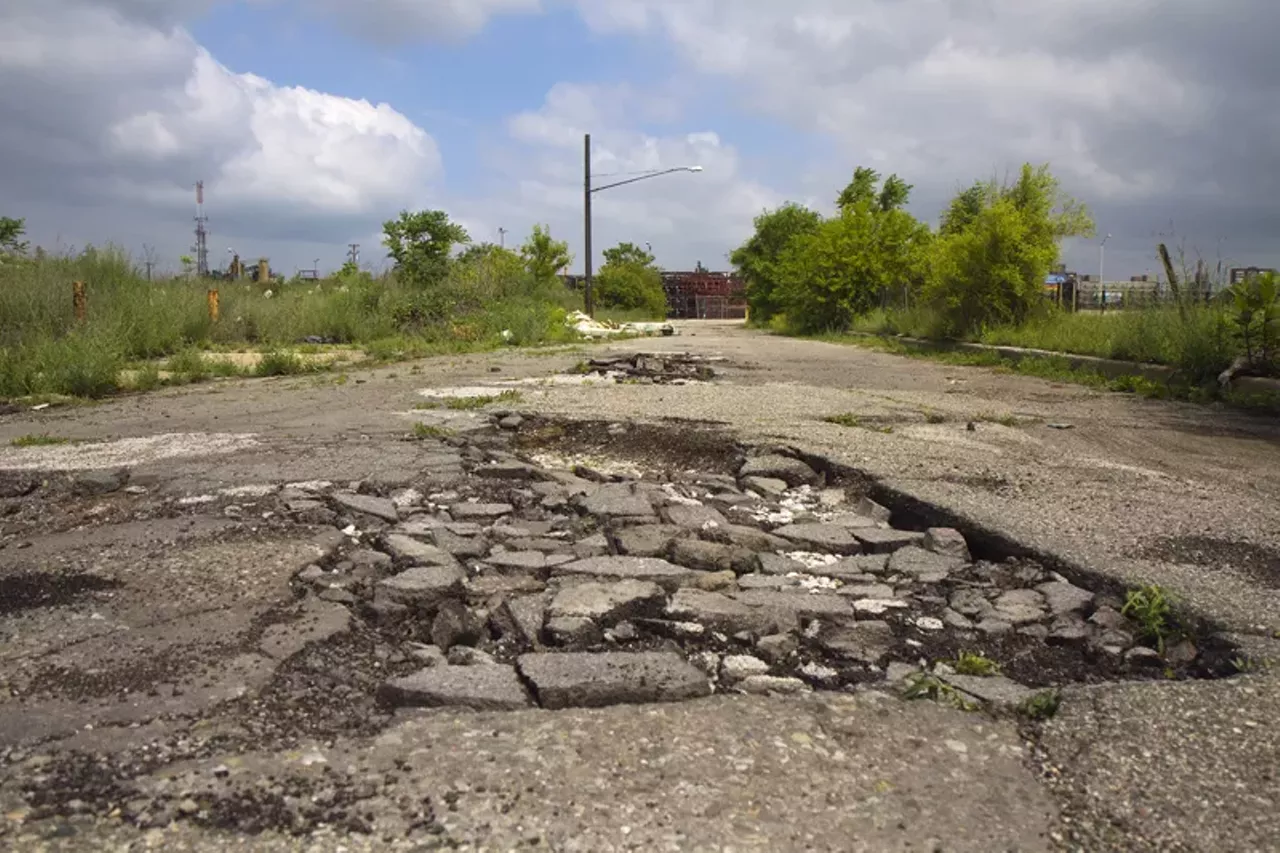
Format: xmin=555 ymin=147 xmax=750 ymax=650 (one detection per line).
xmin=193 ymin=180 xmax=210 ymax=277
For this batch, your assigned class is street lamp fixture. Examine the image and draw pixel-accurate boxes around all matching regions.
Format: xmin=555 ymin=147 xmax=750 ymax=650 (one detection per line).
xmin=583 ymin=133 xmax=702 ymax=317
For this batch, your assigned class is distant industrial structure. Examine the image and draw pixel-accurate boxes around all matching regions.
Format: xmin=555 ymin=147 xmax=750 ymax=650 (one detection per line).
xmin=193 ymin=180 xmax=210 ymax=278
xmin=1230 ymin=266 xmax=1277 ymax=285
xmin=562 ymin=265 xmax=746 ymax=319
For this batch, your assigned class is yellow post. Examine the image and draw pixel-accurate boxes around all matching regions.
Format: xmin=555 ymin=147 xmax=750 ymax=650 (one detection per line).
xmin=207 ymin=289 xmax=220 ymax=323
xmin=72 ymin=280 xmax=86 ymax=324
xmin=258 ymin=258 xmax=269 ymax=283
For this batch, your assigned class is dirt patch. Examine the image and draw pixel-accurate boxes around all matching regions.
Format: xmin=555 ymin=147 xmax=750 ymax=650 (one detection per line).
xmin=513 ymin=417 xmax=742 ymax=476
xmin=1135 ymin=535 xmax=1280 ymax=588
xmin=0 ymin=570 xmax=121 ymax=616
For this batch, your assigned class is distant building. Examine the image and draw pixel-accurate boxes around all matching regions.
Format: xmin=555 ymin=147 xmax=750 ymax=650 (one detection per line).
xmin=660 ymin=270 xmax=746 ymax=319
xmin=1230 ymin=266 xmax=1277 ymax=285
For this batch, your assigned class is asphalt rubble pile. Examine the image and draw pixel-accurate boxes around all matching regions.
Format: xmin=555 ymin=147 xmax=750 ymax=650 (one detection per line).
xmin=276 ymin=416 xmax=1224 ymax=718
xmin=572 ymin=352 xmax=722 ymax=384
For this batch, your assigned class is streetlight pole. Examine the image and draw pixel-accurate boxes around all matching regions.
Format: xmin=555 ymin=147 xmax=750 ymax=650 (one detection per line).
xmin=584 ymin=134 xmax=594 ymax=316
xmin=582 ymin=132 xmax=703 ymax=318
xmin=1099 ymin=233 xmax=1111 ymax=310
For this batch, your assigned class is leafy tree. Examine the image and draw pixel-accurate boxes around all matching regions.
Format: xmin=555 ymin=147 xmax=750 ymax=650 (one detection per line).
xmin=602 ymin=241 xmax=656 ymax=269
xmin=382 ymin=209 xmax=470 ymax=285
xmin=837 ymin=167 xmax=881 ymax=211
xmin=0 ymin=216 xmax=28 ymax=255
xmin=775 ymin=200 xmax=931 ymax=332
xmin=877 ymin=175 xmax=913 ymax=212
xmin=594 ymin=241 xmax=666 ymax=317
xmin=729 ymin=203 xmax=824 ymax=322
xmin=939 ymin=182 xmax=990 ymax=236
xmin=521 ymin=225 xmax=572 ymax=282
xmin=926 ymin=164 xmax=1094 ymax=333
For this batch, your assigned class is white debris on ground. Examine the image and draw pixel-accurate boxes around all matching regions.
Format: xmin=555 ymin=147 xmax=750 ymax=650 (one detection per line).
xmin=565 ymin=311 xmax=676 ymax=339
xmin=528 ymin=451 xmax=643 ymax=480
xmin=785 ymin=552 xmax=840 ymax=571
xmin=0 ymin=433 xmax=260 ymax=472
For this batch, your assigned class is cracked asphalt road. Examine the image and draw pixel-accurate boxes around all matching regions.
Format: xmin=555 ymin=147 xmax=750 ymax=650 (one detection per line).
xmin=1 ymin=321 xmax=1278 ymax=851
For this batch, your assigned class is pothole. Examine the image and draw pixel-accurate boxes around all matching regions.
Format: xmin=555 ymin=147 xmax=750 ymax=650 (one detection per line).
xmin=1134 ymin=535 xmax=1280 ymax=588
xmin=0 ymin=570 xmax=122 ymax=616
xmin=567 ymin=352 xmax=725 ymax=384
xmin=5 ymin=413 xmax=1246 ymax=836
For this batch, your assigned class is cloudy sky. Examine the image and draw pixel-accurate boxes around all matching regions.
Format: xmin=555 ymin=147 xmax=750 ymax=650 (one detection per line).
xmin=2 ymin=0 xmax=1276 ymax=279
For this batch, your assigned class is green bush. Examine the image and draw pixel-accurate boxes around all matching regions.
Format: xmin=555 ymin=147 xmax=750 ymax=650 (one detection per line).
xmin=594 ymin=263 xmax=667 ymax=318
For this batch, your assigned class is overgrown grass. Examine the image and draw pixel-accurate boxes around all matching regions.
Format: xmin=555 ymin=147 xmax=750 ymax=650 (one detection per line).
xmin=953 ymin=652 xmax=1001 ymax=677
xmin=823 ymin=412 xmax=894 ymax=433
xmin=10 ymin=433 xmax=70 ymax=447
xmin=0 ymin=246 xmax=588 ymax=401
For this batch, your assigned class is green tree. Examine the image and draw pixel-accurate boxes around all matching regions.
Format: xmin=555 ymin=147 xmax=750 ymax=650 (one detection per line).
xmin=521 ymin=225 xmax=572 ymax=282
xmin=837 ymin=167 xmax=881 ymax=211
xmin=877 ymin=175 xmax=913 ymax=212
xmin=775 ymin=199 xmax=931 ymax=332
xmin=382 ymin=209 xmax=470 ymax=285
xmin=926 ymin=164 xmax=1094 ymax=333
xmin=0 ymin=216 xmax=28 ymax=256
xmin=729 ymin=203 xmax=824 ymax=322
xmin=602 ymin=242 xmax=656 ymax=269
xmin=594 ymin=241 xmax=666 ymax=318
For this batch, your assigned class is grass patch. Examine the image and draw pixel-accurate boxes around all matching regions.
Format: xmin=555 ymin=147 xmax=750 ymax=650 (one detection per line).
xmin=9 ymin=433 xmax=71 ymax=447
xmin=255 ymin=350 xmax=314 ymax=377
xmin=823 ymin=412 xmax=894 ymax=433
xmin=1018 ymin=690 xmax=1062 ymax=721
xmin=411 ymin=423 xmax=454 ymax=440
xmin=952 ymin=652 xmax=1001 ymax=677
xmin=442 ymin=390 xmax=523 ymax=410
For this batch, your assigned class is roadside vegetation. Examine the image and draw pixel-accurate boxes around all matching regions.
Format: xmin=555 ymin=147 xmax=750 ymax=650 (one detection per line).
xmin=732 ymin=165 xmax=1279 ymax=408
xmin=0 ymin=213 xmax=665 ymax=403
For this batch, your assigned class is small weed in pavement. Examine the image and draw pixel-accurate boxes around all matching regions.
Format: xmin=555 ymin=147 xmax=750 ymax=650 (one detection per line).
xmin=902 ymin=672 xmax=978 ymax=711
xmin=10 ymin=434 xmax=71 ymax=448
xmin=256 ymin=350 xmax=314 ymax=377
xmin=977 ymin=412 xmax=1027 ymax=428
xmin=824 ymin=413 xmax=893 ymax=434
xmin=1018 ymin=690 xmax=1062 ymax=721
xmin=924 ymin=411 xmax=947 ymax=424
xmin=1122 ymin=584 xmax=1175 ymax=653
xmin=953 ymin=652 xmax=1001 ymax=676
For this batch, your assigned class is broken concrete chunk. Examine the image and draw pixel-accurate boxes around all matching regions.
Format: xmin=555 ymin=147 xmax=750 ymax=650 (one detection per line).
xmin=853 ymin=528 xmax=927 ymax=554
xmin=497 ymin=595 xmax=547 ymax=648
xmin=546 ymin=616 xmax=603 ymax=647
xmin=483 ymin=551 xmax=550 ymax=575
xmin=940 ymin=674 xmax=1038 ymax=709
xmin=756 ymin=633 xmax=799 ymax=664
xmin=737 ymin=675 xmax=811 ymax=695
xmin=465 ymin=573 xmax=547 ymax=599
xmin=430 ymin=600 xmax=485 ymax=651
xmin=1046 ymin=616 xmax=1090 ymax=647
xmin=662 ymin=504 xmax=728 ymax=530
xmin=731 ymin=589 xmax=855 ymax=620
xmin=818 ymin=621 xmax=895 ymax=664
xmin=924 ymin=528 xmax=971 ymax=561
xmin=887 ymin=546 xmax=963 ymax=583
xmin=449 ymin=502 xmax=515 ymax=520
xmin=837 ymin=583 xmax=897 ymax=601
xmin=1036 ymin=581 xmax=1096 ymax=616
xmin=738 ymin=454 xmax=820 ymax=487
xmin=669 ymin=539 xmax=758 ymax=575
xmin=332 ymin=492 xmax=399 ymax=522
xmin=578 ymin=484 xmax=657 ymax=519
xmin=475 ymin=461 xmax=544 ymax=480
xmin=720 ymin=654 xmax=770 ymax=682
xmin=611 ymin=525 xmax=685 ymax=558
xmin=741 ymin=476 xmax=789 ymax=497
xmin=517 ymin=652 xmax=712 ymax=709
xmin=703 ymin=524 xmax=791 ymax=553
xmin=548 ymin=580 xmax=666 ymax=624
xmin=573 ymin=533 xmax=610 ymax=558
xmin=667 ymin=588 xmax=780 ymax=634
xmin=771 ymin=524 xmax=863 ymax=555
xmin=855 ymin=496 xmax=893 ymax=523
xmin=993 ymin=589 xmax=1048 ymax=624
xmin=382 ymin=534 xmax=460 ymax=568
xmin=259 ymin=598 xmax=352 ymax=661
xmin=685 ymin=570 xmax=739 ymax=592
xmin=430 ymin=528 xmax=490 ymax=559
xmin=757 ymin=552 xmax=809 ymax=576
xmin=822 ymin=553 xmax=891 ymax=578
xmin=375 ymin=564 xmax=466 ymax=609
xmin=553 ymin=556 xmax=697 ymax=591
xmin=378 ymin=665 xmax=532 ymax=711
xmin=950 ymin=588 xmax=996 ymax=618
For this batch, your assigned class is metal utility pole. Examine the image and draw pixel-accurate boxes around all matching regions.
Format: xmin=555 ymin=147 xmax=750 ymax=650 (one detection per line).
xmin=582 ymin=132 xmax=702 ymax=318
xmin=1099 ymin=233 xmax=1111 ymax=311
xmin=498 ymin=227 xmax=508 ymax=249
xmin=584 ymin=134 xmax=594 ymax=316
xmin=193 ymin=180 xmax=210 ymax=278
